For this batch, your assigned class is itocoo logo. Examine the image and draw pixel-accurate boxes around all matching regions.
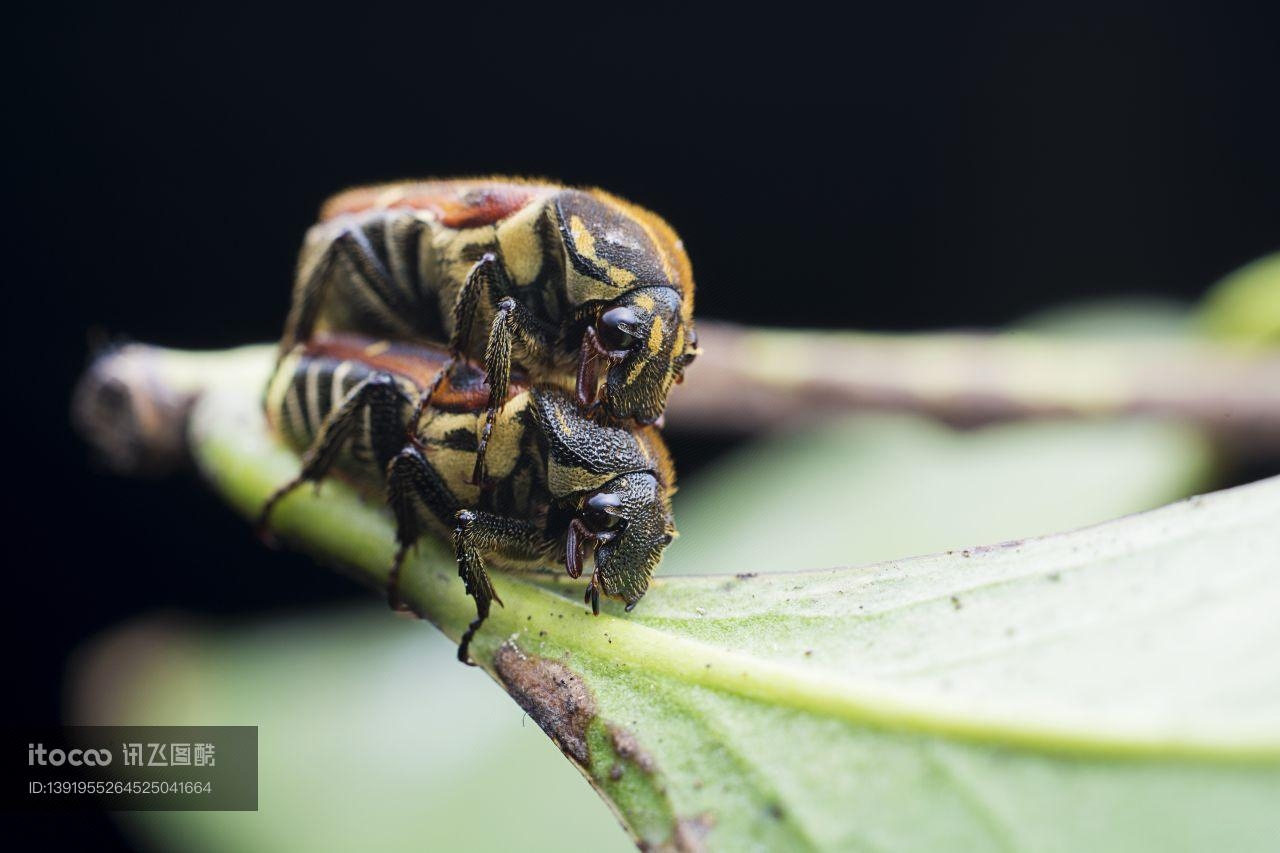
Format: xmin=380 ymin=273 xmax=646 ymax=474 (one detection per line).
xmin=28 ymin=743 xmax=112 ymax=766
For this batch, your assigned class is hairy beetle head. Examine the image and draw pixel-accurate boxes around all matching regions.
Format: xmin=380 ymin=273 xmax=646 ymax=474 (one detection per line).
xmin=598 ymin=287 xmax=693 ymax=424
xmin=554 ymin=189 xmax=697 ymax=422
xmin=585 ymin=471 xmax=675 ymax=607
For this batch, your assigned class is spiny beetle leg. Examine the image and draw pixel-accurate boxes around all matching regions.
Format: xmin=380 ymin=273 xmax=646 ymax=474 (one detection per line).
xmin=407 ymin=255 xmax=504 ymax=434
xmin=407 ymin=254 xmax=512 ymax=435
xmin=472 ymin=294 xmax=552 ymax=486
xmin=279 ymin=245 xmax=339 ymax=361
xmin=257 ymin=372 xmax=406 ymax=534
xmin=449 ymin=253 xmax=500 ymax=356
xmin=386 ymin=444 xmax=462 ymax=610
xmin=409 ymin=354 xmax=458 ymax=434
xmin=585 ymin=573 xmax=601 ymax=616
xmin=387 ymin=540 xmax=414 ymax=613
xmin=332 ymin=226 xmax=413 ymax=327
xmin=452 ymin=509 xmax=547 ymax=663
xmin=282 ymin=225 xmax=406 ymax=358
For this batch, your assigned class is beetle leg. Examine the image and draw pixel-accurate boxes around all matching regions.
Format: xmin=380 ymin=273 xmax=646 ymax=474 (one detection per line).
xmin=279 ymin=240 xmax=339 ymax=362
xmin=258 ymin=372 xmax=409 ymax=535
xmin=584 ymin=571 xmax=602 ymax=616
xmin=451 ymin=509 xmax=547 ymax=664
xmin=407 ymin=254 xmax=504 ymax=431
xmin=448 ymin=253 xmax=502 ymax=357
xmin=280 ymin=217 xmax=420 ymax=361
xmin=472 ymin=295 xmax=553 ymax=486
xmin=386 ymin=443 xmax=463 ymax=611
xmin=407 ymin=354 xmax=457 ymax=435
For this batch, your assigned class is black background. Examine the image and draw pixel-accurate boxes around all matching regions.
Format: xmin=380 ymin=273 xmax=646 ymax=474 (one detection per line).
xmin=6 ymin=1 xmax=1279 ymax=846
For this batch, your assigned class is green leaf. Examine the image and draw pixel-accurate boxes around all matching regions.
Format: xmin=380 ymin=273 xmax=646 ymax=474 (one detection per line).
xmin=171 ymin=356 xmax=1279 ymax=851
xmin=666 ymin=414 xmax=1213 ymax=573
xmin=1200 ymin=251 xmax=1280 ymax=344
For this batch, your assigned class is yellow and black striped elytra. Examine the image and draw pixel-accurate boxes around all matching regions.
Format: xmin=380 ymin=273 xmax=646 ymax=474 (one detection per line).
xmin=262 ymin=334 xmax=677 ymax=663
xmin=279 ymin=178 xmax=700 ymax=485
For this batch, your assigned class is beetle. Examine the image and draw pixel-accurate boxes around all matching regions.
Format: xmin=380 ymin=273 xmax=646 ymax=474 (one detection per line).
xmin=278 ymin=178 xmax=699 ymax=484
xmin=259 ymin=333 xmax=678 ymax=663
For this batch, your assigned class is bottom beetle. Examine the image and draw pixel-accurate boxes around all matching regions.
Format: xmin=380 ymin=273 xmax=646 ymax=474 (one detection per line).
xmin=259 ymin=334 xmax=677 ymax=662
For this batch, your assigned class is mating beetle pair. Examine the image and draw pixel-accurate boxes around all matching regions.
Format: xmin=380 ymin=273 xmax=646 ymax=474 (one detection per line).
xmin=279 ymin=179 xmax=699 ymax=484
xmin=261 ymin=179 xmax=697 ymax=660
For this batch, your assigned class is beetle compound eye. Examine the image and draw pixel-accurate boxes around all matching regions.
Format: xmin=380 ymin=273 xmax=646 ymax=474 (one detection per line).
xmin=584 ymin=491 xmax=623 ymax=531
xmin=599 ymin=307 xmax=640 ymax=351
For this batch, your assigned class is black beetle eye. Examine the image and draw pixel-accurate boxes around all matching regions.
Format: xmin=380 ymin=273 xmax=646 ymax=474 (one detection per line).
xmin=584 ymin=491 xmax=623 ymax=532
xmin=599 ymin=307 xmax=640 ymax=351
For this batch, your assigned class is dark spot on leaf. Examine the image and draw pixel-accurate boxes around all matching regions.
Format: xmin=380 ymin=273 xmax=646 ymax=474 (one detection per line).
xmin=672 ymin=813 xmax=716 ymax=852
xmin=767 ymin=802 xmax=785 ymax=820
xmin=950 ymin=595 xmax=962 ymax=610
xmin=495 ymin=642 xmax=596 ymax=767
xmin=1047 ymin=572 xmax=1062 ymax=582
xmin=609 ymin=764 xmax=624 ymax=781
xmin=969 ymin=539 xmax=1024 ymax=556
xmin=735 ymin=572 xmax=757 ymax=580
xmin=608 ymin=724 xmax=656 ymax=774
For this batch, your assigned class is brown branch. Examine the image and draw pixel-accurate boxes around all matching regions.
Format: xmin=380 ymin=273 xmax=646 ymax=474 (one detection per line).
xmin=73 ymin=324 xmax=1280 ymax=475
xmin=668 ymin=321 xmax=1280 ymax=453
xmin=72 ymin=345 xmax=198 ymax=477
xmin=72 ymin=343 xmax=271 ymax=476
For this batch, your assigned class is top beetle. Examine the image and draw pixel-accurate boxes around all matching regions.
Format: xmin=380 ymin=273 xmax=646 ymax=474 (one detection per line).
xmin=280 ymin=178 xmax=699 ymax=477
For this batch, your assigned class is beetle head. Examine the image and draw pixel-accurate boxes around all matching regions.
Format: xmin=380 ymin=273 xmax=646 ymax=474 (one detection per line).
xmin=574 ymin=471 xmax=675 ymax=610
xmin=554 ymin=190 xmax=698 ymax=423
xmin=591 ymin=287 xmax=698 ymax=424
xmin=531 ymin=390 xmax=677 ymax=611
